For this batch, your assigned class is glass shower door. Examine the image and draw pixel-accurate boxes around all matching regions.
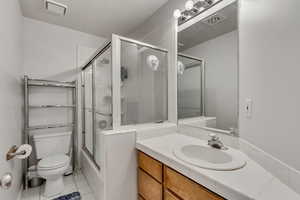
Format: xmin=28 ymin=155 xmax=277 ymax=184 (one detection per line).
xmin=83 ymin=65 xmax=94 ymax=156
xmin=82 ymin=42 xmax=112 ymax=168
xmin=120 ymin=40 xmax=168 ymax=125
xmin=94 ymin=46 xmax=112 ymax=166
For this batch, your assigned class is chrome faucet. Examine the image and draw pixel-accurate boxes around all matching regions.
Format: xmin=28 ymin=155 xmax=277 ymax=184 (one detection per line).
xmin=208 ymin=134 xmax=226 ymax=150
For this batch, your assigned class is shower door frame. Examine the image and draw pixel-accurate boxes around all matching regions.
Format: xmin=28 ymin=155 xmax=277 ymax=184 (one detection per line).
xmin=81 ymin=41 xmax=112 ymax=169
xmin=81 ymin=35 xmax=170 ymax=169
xmin=111 ymin=34 xmax=169 ymax=128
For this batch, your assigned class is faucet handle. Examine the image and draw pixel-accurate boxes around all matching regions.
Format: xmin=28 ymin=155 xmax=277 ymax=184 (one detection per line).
xmin=209 ymin=133 xmax=219 ymax=140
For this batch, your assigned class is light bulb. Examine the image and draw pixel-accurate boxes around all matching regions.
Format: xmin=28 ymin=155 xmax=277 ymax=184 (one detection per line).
xmin=173 ymin=9 xmax=181 ymax=19
xmin=185 ymin=0 xmax=194 ymax=10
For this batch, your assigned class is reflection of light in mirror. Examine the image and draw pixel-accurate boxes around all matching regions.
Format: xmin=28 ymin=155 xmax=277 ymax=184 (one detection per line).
xmin=177 ymin=60 xmax=185 ymax=75
xmin=185 ymin=0 xmax=194 ymax=10
xmin=173 ymin=9 xmax=181 ymax=19
xmin=146 ymin=55 xmax=160 ymax=71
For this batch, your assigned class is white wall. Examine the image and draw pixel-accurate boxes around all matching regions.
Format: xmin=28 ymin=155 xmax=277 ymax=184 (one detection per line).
xmin=239 ymin=0 xmax=300 ymax=170
xmin=0 ymin=0 xmax=23 ymax=199
xmin=104 ymin=131 xmax=137 ymax=200
xmin=23 ymin=17 xmax=106 ymax=80
xmin=82 ymin=129 xmax=137 ymax=200
xmin=183 ymin=31 xmax=238 ymax=130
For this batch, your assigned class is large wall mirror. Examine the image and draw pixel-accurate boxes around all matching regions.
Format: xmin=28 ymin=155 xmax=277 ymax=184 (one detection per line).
xmin=177 ymin=1 xmax=238 ymax=135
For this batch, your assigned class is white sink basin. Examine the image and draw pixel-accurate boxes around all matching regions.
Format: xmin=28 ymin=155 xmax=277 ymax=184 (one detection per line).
xmin=173 ymin=144 xmax=246 ymax=171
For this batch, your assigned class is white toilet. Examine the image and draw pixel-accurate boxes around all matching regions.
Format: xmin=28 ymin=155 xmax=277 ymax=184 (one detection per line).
xmin=33 ymin=132 xmax=72 ymax=197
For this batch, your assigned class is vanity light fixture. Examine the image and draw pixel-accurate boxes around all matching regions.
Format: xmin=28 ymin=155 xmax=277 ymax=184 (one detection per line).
xmin=173 ymin=9 xmax=182 ymax=19
xmin=174 ymin=0 xmax=221 ymax=24
xmin=185 ymin=0 xmax=194 ymax=11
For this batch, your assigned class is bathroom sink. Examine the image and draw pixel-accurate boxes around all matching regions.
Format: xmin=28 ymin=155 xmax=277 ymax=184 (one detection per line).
xmin=173 ymin=144 xmax=246 ymax=171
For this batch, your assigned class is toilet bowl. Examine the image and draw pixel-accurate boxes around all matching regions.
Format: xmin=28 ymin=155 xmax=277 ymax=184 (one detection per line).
xmin=33 ymin=132 xmax=72 ymax=197
xmin=37 ymin=154 xmax=70 ymax=197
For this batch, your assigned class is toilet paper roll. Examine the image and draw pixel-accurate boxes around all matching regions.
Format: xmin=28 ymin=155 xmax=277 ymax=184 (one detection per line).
xmin=15 ymin=144 xmax=32 ymax=159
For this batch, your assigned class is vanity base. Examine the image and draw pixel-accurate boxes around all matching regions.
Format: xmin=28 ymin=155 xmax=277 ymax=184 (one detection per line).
xmin=137 ymin=150 xmax=225 ymax=200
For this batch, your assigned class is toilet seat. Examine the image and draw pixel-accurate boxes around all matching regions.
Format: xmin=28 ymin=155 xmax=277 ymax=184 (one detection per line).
xmin=38 ymin=154 xmax=70 ymax=170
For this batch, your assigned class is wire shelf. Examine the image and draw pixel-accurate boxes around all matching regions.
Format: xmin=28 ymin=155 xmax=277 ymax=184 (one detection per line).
xmin=29 ymin=105 xmax=75 ymax=109
xmin=27 ymin=123 xmax=74 ymax=131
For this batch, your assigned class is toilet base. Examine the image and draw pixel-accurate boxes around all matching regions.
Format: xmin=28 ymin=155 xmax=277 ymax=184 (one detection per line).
xmin=43 ymin=176 xmax=64 ymax=197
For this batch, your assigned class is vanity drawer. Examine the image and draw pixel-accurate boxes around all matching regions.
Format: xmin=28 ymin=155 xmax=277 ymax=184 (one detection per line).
xmin=164 ymin=190 xmax=180 ymax=200
xmin=138 ymin=151 xmax=163 ymax=182
xmin=138 ymin=168 xmax=163 ymax=200
xmin=164 ymin=166 xmax=224 ymax=200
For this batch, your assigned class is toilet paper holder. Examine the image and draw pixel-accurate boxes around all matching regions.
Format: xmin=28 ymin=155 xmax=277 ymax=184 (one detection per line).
xmin=6 ymin=145 xmax=27 ymax=160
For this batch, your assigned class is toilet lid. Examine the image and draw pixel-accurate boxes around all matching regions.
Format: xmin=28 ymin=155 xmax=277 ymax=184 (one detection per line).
xmin=38 ymin=155 xmax=70 ymax=169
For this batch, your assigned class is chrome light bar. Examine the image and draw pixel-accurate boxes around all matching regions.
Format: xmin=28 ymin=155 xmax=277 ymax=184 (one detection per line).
xmin=173 ymin=0 xmax=222 ymax=25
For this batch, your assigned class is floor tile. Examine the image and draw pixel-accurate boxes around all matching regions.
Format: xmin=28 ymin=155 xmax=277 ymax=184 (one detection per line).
xmin=21 ymin=187 xmax=40 ymax=200
xmin=75 ymin=180 xmax=92 ymax=195
xmin=73 ymin=172 xmax=86 ymax=183
xmin=63 ymin=175 xmax=75 ymax=185
xmin=81 ymin=193 xmax=96 ymax=200
xmin=40 ymin=181 xmax=77 ymax=200
xmin=63 ymin=176 xmax=77 ymax=193
xmin=21 ymin=171 xmax=94 ymax=200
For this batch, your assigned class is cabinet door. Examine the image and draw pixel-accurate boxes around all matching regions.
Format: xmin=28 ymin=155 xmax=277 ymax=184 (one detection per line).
xmin=164 ymin=167 xmax=224 ymax=200
xmin=138 ymin=151 xmax=163 ymax=182
xmin=138 ymin=169 xmax=162 ymax=200
xmin=164 ymin=190 xmax=180 ymax=200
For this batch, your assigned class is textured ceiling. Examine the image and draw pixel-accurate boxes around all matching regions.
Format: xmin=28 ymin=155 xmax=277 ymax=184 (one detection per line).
xmin=19 ymin=0 xmax=168 ymax=38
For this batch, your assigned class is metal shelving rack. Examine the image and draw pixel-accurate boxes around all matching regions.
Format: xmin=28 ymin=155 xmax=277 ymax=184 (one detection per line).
xmin=23 ymin=76 xmax=78 ymax=190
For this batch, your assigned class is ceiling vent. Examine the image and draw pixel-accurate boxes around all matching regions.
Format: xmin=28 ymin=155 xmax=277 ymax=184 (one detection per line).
xmin=45 ymin=0 xmax=68 ymax=16
xmin=202 ymin=13 xmax=226 ymax=26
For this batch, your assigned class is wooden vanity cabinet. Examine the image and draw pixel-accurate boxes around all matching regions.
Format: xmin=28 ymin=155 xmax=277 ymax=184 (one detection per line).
xmin=138 ymin=168 xmax=162 ymax=200
xmin=164 ymin=166 xmax=224 ymax=200
xmin=139 ymin=195 xmax=145 ymax=200
xmin=164 ymin=190 xmax=180 ymax=200
xmin=137 ymin=150 xmax=225 ymax=200
xmin=138 ymin=151 xmax=163 ymax=183
xmin=138 ymin=151 xmax=163 ymax=200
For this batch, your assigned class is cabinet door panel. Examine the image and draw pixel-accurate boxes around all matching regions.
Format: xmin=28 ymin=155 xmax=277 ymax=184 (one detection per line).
xmin=138 ymin=151 xmax=163 ymax=182
xmin=164 ymin=190 xmax=180 ymax=200
xmin=164 ymin=167 xmax=224 ymax=200
xmin=138 ymin=169 xmax=162 ymax=200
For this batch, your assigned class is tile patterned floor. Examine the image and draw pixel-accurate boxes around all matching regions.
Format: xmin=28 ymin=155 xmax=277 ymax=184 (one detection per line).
xmin=21 ymin=171 xmax=95 ymax=200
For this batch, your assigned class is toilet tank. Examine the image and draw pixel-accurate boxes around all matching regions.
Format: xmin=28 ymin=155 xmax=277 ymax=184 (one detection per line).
xmin=33 ymin=132 xmax=72 ymax=159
